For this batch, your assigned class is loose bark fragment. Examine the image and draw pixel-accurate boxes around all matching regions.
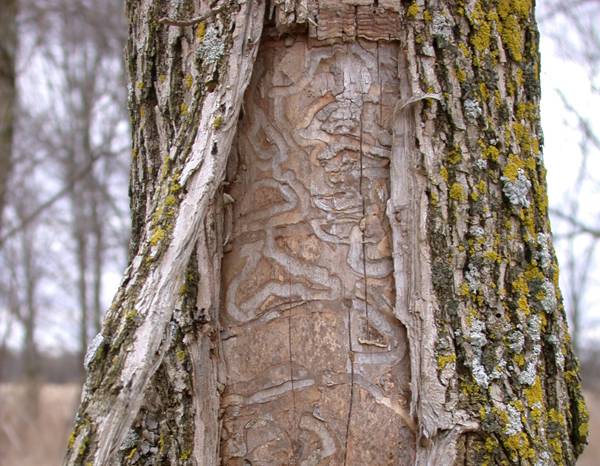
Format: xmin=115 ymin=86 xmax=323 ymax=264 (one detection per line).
xmin=272 ymin=0 xmax=401 ymax=41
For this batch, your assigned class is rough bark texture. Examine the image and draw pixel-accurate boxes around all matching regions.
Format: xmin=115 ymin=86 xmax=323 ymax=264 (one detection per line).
xmin=398 ymin=1 xmax=589 ymax=463
xmin=65 ymin=0 xmax=588 ymax=465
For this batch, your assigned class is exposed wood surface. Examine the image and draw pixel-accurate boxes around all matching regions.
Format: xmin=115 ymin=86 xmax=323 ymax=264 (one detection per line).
xmin=219 ymin=36 xmax=415 ymax=464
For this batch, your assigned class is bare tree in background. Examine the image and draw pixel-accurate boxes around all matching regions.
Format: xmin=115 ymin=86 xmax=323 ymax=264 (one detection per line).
xmin=539 ymin=0 xmax=600 ymax=356
xmin=0 ymin=135 xmax=52 ymax=422
xmin=552 ymin=123 xmax=598 ymax=354
xmin=0 ymin=0 xmax=18 ymax=231
xmin=8 ymin=192 xmax=43 ymax=419
xmin=33 ymin=0 xmax=129 ymax=373
xmin=0 ymin=0 xmax=129 ymax=380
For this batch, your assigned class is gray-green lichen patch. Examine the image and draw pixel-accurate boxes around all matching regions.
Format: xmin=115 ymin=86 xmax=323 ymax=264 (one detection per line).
xmin=198 ymin=26 xmax=225 ymax=66
xmin=518 ymin=314 xmax=542 ymax=386
xmin=539 ymin=278 xmax=557 ymax=313
xmin=467 ymin=318 xmax=490 ymax=388
xmin=536 ymin=232 xmax=552 ymax=270
xmin=463 ymin=98 xmax=483 ymax=120
xmin=504 ymin=404 xmax=523 ymax=436
xmin=501 ymin=167 xmax=531 ymax=208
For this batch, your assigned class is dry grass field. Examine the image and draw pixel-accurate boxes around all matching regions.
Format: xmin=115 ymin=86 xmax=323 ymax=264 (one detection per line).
xmin=0 ymin=383 xmax=598 ymax=465
xmin=0 ymin=384 xmax=80 ymax=466
xmin=579 ymin=390 xmax=600 ymax=466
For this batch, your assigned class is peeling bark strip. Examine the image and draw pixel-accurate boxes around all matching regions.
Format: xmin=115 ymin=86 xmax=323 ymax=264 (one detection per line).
xmin=63 ymin=2 xmax=265 ymax=465
xmin=65 ymin=0 xmax=588 ymax=465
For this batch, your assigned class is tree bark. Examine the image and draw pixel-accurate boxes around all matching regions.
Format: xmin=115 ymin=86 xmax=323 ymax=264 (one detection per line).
xmin=65 ymin=1 xmax=588 ymax=465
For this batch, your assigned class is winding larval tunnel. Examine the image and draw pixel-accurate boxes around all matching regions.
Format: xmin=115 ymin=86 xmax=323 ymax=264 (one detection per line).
xmin=218 ymin=35 xmax=414 ymax=465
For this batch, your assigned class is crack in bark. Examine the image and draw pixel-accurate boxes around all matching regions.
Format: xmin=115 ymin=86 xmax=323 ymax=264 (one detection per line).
xmin=359 ymin=94 xmax=371 ymax=341
xmin=343 ymin=314 xmax=355 ymax=466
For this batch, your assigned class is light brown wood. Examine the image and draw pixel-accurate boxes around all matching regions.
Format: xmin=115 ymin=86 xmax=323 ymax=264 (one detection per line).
xmin=219 ymin=36 xmax=415 ymax=465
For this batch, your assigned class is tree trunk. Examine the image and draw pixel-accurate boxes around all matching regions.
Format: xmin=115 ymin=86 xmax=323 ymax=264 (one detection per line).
xmin=64 ymin=1 xmax=589 ymax=465
xmin=17 ymin=199 xmax=40 ymax=420
xmin=0 ymin=0 xmax=17 ymax=232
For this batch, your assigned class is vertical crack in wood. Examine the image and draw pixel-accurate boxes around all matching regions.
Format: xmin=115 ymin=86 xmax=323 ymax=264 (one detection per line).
xmin=343 ymin=309 xmax=355 ymax=466
xmin=359 ymin=95 xmax=371 ymax=338
xmin=377 ymin=41 xmax=382 ymax=126
xmin=286 ymin=252 xmax=298 ymax=465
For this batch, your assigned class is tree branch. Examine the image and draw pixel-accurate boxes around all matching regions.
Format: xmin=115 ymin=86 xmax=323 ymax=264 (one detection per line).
xmin=550 ymin=207 xmax=600 ymax=237
xmin=0 ymin=152 xmax=103 ymax=247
